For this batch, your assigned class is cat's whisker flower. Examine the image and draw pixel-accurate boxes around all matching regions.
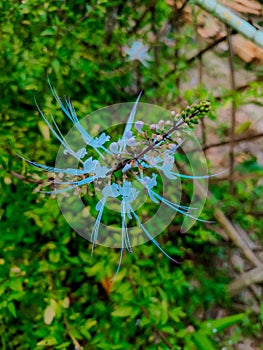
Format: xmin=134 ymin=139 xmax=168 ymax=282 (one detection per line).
xmin=21 ymin=83 xmax=217 ymax=276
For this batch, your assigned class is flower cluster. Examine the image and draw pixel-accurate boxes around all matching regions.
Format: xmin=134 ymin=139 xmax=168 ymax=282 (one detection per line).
xmin=21 ymin=82 xmax=212 ymax=277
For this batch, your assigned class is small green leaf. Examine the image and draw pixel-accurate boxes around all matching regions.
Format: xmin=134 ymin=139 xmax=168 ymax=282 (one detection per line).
xmin=9 ymin=279 xmax=23 ymax=292
xmin=235 ymin=121 xmax=251 ymax=135
xmin=111 ymin=307 xmax=133 ymax=317
xmin=159 ymin=326 xmax=174 ymax=335
xmin=40 ymin=28 xmax=55 ymax=36
xmin=7 ymin=302 xmax=17 ymax=318
xmin=56 ymin=342 xmax=72 ymax=349
xmin=85 ymin=319 xmax=97 ymax=330
xmin=51 ymin=59 xmax=60 ymax=73
xmin=38 ymin=121 xmax=50 ymax=140
xmin=37 ymin=337 xmax=58 ymax=346
xmin=160 ymin=299 xmax=168 ymax=324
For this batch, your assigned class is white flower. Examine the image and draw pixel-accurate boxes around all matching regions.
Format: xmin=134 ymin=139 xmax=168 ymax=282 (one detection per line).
xmin=123 ymin=41 xmax=151 ymax=67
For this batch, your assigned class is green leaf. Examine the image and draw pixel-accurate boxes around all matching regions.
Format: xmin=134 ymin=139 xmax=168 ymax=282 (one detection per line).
xmin=56 ymin=342 xmax=72 ymax=349
xmin=236 ymin=156 xmax=263 ymax=174
xmin=38 ymin=121 xmax=50 ymax=140
xmin=204 ymin=313 xmax=244 ymax=333
xmin=37 ymin=337 xmax=58 ymax=346
xmin=192 ymin=333 xmax=216 ymax=350
xmin=9 ymin=279 xmax=23 ymax=292
xmin=235 ymin=121 xmax=251 ymax=135
xmin=159 ymin=326 xmax=174 ymax=335
xmin=7 ymin=302 xmax=17 ymax=318
xmin=85 ymin=319 xmax=97 ymax=330
xmin=160 ymin=299 xmax=168 ymax=324
xmin=40 ymin=28 xmax=55 ymax=36
xmin=111 ymin=307 xmax=133 ymax=317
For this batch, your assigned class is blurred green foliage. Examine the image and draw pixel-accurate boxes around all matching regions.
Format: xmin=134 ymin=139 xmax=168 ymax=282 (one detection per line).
xmin=1 ymin=1 xmax=263 ymax=349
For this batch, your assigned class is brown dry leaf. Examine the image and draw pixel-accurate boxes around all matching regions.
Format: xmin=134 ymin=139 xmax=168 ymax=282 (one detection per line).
xmin=220 ymin=0 xmax=262 ymax=15
xmin=235 ymin=152 xmax=250 ymax=163
xmin=44 ymin=299 xmax=57 ymax=325
xmin=232 ymin=34 xmax=263 ymax=62
xmin=197 ymin=15 xmax=222 ymax=38
xmin=165 ymin=0 xmax=184 ymax=7
xmin=237 ymin=338 xmax=260 ymax=350
xmin=101 ymin=276 xmax=112 ymax=294
xmin=165 ymin=0 xmax=174 ymax=6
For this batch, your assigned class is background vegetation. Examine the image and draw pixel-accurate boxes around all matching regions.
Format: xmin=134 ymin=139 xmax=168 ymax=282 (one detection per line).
xmin=1 ymin=0 xmax=263 ymax=349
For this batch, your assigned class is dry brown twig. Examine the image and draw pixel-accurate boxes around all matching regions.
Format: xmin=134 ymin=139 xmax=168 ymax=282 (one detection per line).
xmin=228 ymin=267 xmax=263 ymax=296
xmin=64 ymin=316 xmax=83 ymax=350
xmin=213 ymin=209 xmax=263 ymax=268
xmin=189 ymin=180 xmax=263 ymax=295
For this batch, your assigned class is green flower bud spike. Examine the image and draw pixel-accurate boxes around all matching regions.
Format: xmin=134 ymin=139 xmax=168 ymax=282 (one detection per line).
xmin=181 ymin=100 xmax=211 ymax=127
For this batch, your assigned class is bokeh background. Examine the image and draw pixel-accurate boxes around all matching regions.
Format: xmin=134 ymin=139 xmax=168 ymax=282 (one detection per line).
xmin=1 ymin=1 xmax=263 ymax=349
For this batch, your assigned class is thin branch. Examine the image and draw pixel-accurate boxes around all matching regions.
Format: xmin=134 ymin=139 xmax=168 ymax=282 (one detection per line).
xmin=155 ymin=330 xmax=173 ymax=349
xmin=213 ymin=208 xmax=263 ymax=268
xmin=214 ymin=78 xmax=263 ymax=101
xmin=228 ymin=267 xmax=263 ymax=296
xmin=192 ymin=5 xmax=207 ymax=149
xmin=162 ymin=161 xmax=263 ymax=295
xmin=178 ymin=0 xmax=189 ymax=13
xmin=172 ymin=2 xmax=182 ymax=98
xmin=104 ymin=7 xmax=118 ymax=45
xmin=186 ymin=35 xmax=227 ymax=65
xmin=200 ymin=132 xmax=263 ymax=152
xmin=127 ymin=0 xmax=158 ymax=35
xmin=151 ymin=7 xmax=159 ymax=66
xmin=227 ymin=26 xmax=236 ymax=194
xmin=64 ymin=316 xmax=83 ymax=350
xmin=233 ymin=223 xmax=258 ymax=251
xmin=163 ymin=35 xmax=227 ymax=81
xmin=189 ymin=179 xmax=263 ymax=269
xmin=232 ymin=303 xmax=260 ymax=314
xmin=10 ymin=171 xmax=43 ymax=184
